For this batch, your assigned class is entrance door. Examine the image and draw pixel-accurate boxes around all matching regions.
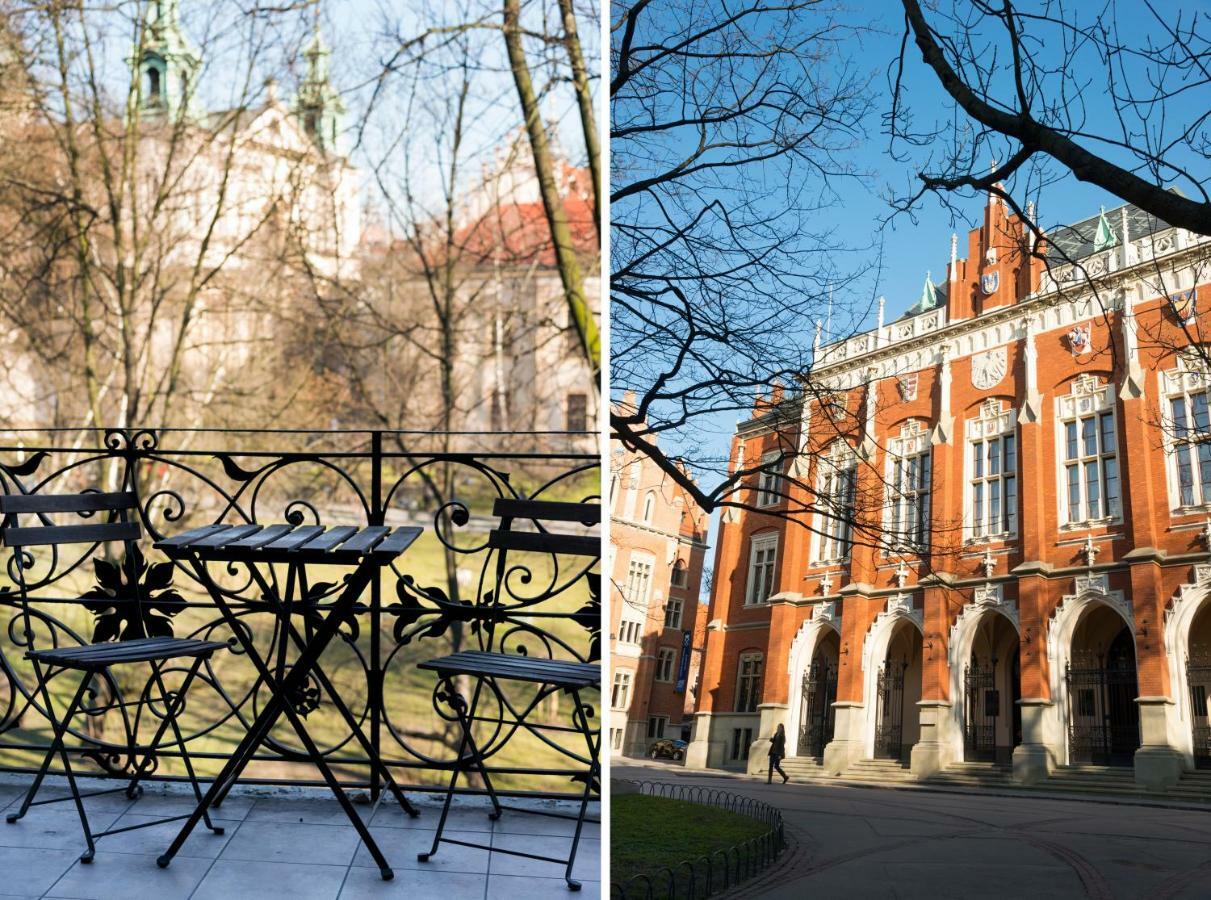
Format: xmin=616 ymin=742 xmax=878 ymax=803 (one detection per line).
xmin=1188 ymin=648 xmax=1211 ymax=769
xmin=964 ymin=660 xmax=997 ymax=762
xmin=797 ymin=660 xmax=837 ymax=758
xmin=1066 ymin=629 xmax=1140 ymax=766
xmin=874 ymin=661 xmax=907 ymax=760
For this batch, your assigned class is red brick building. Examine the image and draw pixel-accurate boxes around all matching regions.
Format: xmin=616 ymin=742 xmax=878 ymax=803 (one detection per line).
xmin=609 ymin=427 xmax=710 ymax=758
xmin=686 ymin=193 xmax=1211 ymax=791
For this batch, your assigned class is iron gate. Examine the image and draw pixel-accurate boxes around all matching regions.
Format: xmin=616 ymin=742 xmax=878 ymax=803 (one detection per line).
xmin=964 ymin=660 xmax=997 ymax=762
xmin=797 ymin=659 xmax=837 ymax=758
xmin=1188 ymin=647 xmax=1211 ymax=769
xmin=1066 ymin=632 xmax=1139 ymax=766
xmin=874 ymin=661 xmax=907 ymax=760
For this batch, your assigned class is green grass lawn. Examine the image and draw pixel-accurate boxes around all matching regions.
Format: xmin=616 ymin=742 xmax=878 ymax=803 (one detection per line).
xmin=610 ymin=794 xmax=772 ymax=889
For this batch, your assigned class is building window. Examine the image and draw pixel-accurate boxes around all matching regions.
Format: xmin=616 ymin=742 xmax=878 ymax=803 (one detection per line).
xmin=147 ymin=66 xmax=161 ymax=100
xmin=756 ymin=451 xmax=783 ymax=507
xmin=1057 ymin=376 xmax=1120 ymax=524
xmin=642 ymin=492 xmax=656 ymax=523
xmin=1163 ymin=354 xmax=1211 ymax=509
xmin=730 ymin=727 xmax=754 ymax=761
xmin=735 ymin=652 xmax=763 ymax=712
xmin=566 ymin=392 xmax=588 ymax=432
xmin=647 ymin=716 xmax=668 ymax=739
xmin=664 ymin=595 xmax=683 ymax=629
xmin=670 ymin=559 xmax=688 ymax=588
xmin=611 ymin=728 xmax=624 ymax=750
xmin=745 ymin=533 xmax=778 ymax=606
xmin=656 ymin=647 xmax=677 ymax=682
xmin=815 ymin=442 xmax=857 ymax=562
xmin=611 ymin=671 xmax=632 ymax=709
xmin=887 ymin=421 xmax=931 ymax=552
xmin=618 ymin=619 xmax=643 ymax=644
xmin=966 ymin=400 xmax=1018 ymax=539
xmin=624 ymin=553 xmax=655 ymax=607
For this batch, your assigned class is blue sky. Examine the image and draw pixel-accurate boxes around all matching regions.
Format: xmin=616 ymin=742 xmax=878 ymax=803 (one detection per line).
xmin=657 ymin=2 xmax=1207 ymax=597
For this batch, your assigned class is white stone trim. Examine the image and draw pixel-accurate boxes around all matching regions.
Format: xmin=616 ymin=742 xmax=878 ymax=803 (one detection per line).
xmin=861 ymin=593 xmax=923 ymax=757
xmin=1163 ymin=564 xmax=1211 ymax=765
xmin=1046 ymin=573 xmax=1133 ymax=766
xmin=785 ymin=607 xmax=843 ymax=758
xmin=947 ymin=584 xmax=1020 ymax=761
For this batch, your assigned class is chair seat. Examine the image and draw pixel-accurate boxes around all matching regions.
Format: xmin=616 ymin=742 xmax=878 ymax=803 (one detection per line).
xmin=29 ymin=636 xmax=228 ymax=669
xmin=419 ymin=650 xmax=599 ymax=689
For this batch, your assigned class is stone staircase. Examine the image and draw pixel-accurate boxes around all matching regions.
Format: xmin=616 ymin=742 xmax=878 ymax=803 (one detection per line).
xmin=780 ymin=756 xmax=830 ymax=783
xmin=1027 ymin=765 xmax=1144 ymax=796
xmin=839 ymin=757 xmax=915 ymax=783
xmin=1164 ymin=769 xmax=1211 ymax=803
xmin=924 ymin=761 xmax=1013 ymax=789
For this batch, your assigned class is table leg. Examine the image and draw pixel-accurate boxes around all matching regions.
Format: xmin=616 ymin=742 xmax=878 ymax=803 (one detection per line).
xmin=563 ymin=686 xmax=600 ymax=892
xmin=162 ymin=554 xmax=398 ymax=879
xmin=274 ymin=608 xmax=418 ymax=817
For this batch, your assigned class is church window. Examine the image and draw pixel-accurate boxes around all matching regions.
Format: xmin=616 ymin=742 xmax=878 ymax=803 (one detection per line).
xmin=813 ymin=441 xmax=857 ymax=563
xmin=965 ymin=399 xmax=1017 ymax=540
xmin=1162 ymin=350 xmax=1211 ymax=509
xmin=887 ymin=421 xmax=931 ymax=552
xmin=1056 ymin=375 xmax=1119 ymax=524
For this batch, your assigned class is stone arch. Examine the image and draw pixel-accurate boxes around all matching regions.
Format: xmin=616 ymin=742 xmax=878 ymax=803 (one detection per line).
xmin=1163 ymin=565 xmax=1211 ymax=766
xmin=947 ymin=585 xmax=1021 ymax=761
xmin=862 ymin=595 xmax=924 ymax=758
xmin=1047 ymin=574 xmax=1134 ymax=766
xmin=786 ymin=604 xmax=841 ymax=757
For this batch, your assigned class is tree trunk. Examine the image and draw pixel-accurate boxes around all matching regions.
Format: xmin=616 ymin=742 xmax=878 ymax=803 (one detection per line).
xmin=501 ymin=0 xmax=600 ymax=383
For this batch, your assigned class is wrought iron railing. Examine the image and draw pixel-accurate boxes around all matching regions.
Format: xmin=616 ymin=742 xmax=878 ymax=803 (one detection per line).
xmin=0 ymin=428 xmax=600 ymax=800
xmin=612 ymin=781 xmax=786 ymax=899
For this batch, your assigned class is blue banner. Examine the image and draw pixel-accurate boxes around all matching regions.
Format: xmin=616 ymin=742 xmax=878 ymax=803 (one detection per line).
xmin=675 ymin=629 xmax=692 ymax=692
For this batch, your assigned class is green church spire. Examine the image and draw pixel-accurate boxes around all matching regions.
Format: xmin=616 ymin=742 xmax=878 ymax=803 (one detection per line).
xmin=292 ymin=17 xmax=345 ymax=154
xmin=133 ymin=0 xmax=200 ymax=120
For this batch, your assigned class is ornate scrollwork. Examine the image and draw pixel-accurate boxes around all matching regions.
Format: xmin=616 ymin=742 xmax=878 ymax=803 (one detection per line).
xmin=0 ymin=431 xmax=598 ymax=796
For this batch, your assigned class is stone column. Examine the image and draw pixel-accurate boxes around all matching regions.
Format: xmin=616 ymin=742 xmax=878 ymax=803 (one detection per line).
xmin=1012 ymin=568 xmax=1059 ymax=783
xmin=911 ymin=575 xmax=957 ymax=778
xmin=1128 ymin=553 xmax=1185 ymax=789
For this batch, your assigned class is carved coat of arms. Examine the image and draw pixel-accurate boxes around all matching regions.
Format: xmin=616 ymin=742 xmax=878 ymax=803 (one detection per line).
xmin=1169 ymin=289 xmax=1197 ymax=325
xmin=1067 ymin=323 xmax=1091 ymax=355
xmin=981 ymin=270 xmax=999 ymax=295
xmin=897 ymin=372 xmax=918 ymax=402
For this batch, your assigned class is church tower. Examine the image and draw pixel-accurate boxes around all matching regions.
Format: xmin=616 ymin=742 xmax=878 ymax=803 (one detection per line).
xmin=292 ymin=20 xmax=345 ymax=154
xmin=133 ymin=0 xmax=200 ymax=119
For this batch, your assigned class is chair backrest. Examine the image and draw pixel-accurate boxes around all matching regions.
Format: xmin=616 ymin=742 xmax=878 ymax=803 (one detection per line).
xmin=483 ymin=498 xmax=600 ymax=654
xmin=0 ymin=491 xmax=143 ymax=648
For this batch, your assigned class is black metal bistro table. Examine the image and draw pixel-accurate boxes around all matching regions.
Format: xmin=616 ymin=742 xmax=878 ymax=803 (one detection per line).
xmin=151 ymin=522 xmax=423 ymax=880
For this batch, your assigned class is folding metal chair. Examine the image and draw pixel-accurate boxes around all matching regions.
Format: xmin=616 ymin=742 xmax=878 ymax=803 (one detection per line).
xmin=0 ymin=491 xmax=228 ymax=863
xmin=418 ymin=498 xmax=600 ymax=890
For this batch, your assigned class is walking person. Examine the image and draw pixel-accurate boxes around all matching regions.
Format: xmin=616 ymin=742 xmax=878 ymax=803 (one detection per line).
xmin=767 ymin=723 xmax=789 ymax=784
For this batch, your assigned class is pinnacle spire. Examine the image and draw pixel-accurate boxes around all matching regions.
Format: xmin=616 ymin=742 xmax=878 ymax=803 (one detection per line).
xmin=293 ymin=9 xmax=345 ymax=153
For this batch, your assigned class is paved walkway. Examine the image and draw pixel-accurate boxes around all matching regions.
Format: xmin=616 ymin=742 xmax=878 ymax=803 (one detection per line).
xmin=615 ymin=763 xmax=1211 ymax=899
xmin=0 ymin=778 xmax=599 ymax=899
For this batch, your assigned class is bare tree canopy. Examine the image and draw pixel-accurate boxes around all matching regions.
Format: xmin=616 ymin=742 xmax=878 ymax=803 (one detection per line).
xmin=610 ymin=0 xmax=875 ymax=521
xmin=894 ymin=0 xmax=1211 ymax=236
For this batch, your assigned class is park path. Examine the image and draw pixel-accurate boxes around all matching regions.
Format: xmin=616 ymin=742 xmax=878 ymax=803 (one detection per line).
xmin=613 ymin=763 xmax=1211 ymax=899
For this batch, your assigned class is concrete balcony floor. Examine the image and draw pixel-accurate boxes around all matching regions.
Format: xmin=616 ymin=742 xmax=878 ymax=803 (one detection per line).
xmin=0 ymin=776 xmax=600 ymax=899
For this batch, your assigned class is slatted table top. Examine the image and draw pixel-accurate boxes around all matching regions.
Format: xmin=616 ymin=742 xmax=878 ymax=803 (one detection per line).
xmin=155 ymin=523 xmax=422 ymax=564
xmin=419 ymin=650 xmax=600 ymax=689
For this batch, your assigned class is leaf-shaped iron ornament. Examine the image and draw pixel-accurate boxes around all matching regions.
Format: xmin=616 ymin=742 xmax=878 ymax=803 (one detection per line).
xmin=214 ymin=453 xmax=262 ymax=483
xmin=391 ymin=575 xmax=482 ymax=645
xmin=572 ymin=572 xmax=601 ymax=663
xmin=77 ymin=546 xmax=186 ymax=642
xmin=0 ymin=453 xmax=49 ymax=479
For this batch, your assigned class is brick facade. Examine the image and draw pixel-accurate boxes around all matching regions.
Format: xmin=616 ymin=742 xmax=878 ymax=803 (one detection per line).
xmin=609 ymin=434 xmax=709 ymax=757
xmin=686 ymin=194 xmax=1211 ymax=790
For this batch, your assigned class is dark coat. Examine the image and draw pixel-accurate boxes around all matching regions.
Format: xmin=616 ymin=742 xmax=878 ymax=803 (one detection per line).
xmin=768 ymin=730 xmax=786 ymax=759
